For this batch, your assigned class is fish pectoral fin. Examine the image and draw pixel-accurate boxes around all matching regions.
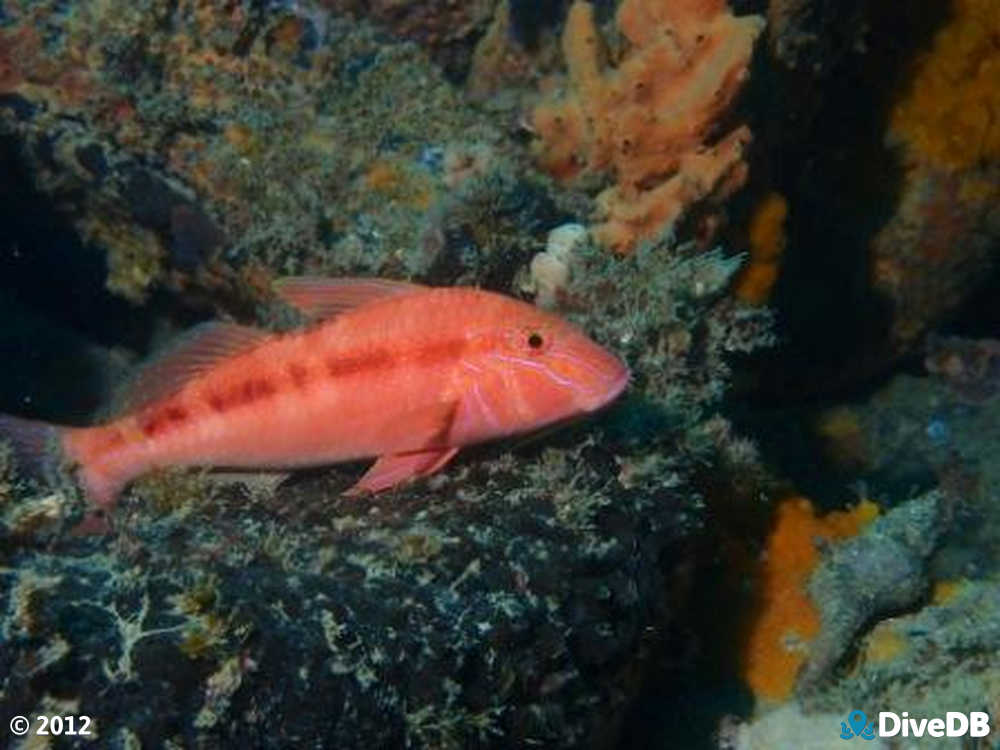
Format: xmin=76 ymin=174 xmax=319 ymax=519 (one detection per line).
xmin=344 ymin=447 xmax=460 ymax=496
xmin=273 ymin=276 xmax=426 ymax=320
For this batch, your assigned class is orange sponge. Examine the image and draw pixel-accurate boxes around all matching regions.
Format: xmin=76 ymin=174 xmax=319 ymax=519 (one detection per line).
xmin=888 ymin=0 xmax=1000 ymax=171
xmin=734 ymin=192 xmax=788 ymax=304
xmin=740 ymin=496 xmax=879 ymax=702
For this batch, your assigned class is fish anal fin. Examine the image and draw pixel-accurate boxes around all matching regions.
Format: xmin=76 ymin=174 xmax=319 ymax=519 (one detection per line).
xmin=117 ymin=322 xmax=268 ymax=414
xmin=273 ymin=276 xmax=426 ymax=320
xmin=345 ymin=447 xmax=460 ymax=496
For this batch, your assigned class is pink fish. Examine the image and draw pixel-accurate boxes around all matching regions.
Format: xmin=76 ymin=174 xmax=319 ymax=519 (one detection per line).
xmin=0 ymin=278 xmax=629 ymax=507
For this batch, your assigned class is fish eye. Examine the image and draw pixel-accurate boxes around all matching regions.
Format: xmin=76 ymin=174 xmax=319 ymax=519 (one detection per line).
xmin=527 ymin=332 xmax=545 ymax=349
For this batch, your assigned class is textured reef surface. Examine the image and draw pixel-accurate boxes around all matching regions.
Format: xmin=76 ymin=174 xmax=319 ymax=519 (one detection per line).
xmin=1 ymin=0 xmax=999 ymax=748
xmin=0 ymin=3 xmax=772 ymax=744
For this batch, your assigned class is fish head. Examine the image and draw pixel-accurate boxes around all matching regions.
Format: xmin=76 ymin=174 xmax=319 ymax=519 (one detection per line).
xmin=460 ymin=301 xmax=629 ymax=440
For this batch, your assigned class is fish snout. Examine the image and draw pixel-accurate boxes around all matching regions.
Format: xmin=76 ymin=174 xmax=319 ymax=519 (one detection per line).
xmin=552 ymin=339 xmax=630 ymax=412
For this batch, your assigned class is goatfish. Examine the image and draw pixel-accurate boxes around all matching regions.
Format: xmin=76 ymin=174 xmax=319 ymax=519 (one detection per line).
xmin=0 ymin=277 xmax=629 ymax=508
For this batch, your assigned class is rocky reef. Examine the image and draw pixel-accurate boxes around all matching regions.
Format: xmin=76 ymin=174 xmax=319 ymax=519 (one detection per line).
xmin=1 ymin=0 xmax=999 ymax=748
xmin=0 ymin=4 xmax=775 ymax=746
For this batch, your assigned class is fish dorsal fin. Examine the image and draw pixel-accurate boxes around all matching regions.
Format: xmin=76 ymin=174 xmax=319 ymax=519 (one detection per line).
xmin=118 ymin=322 xmax=268 ymax=414
xmin=273 ymin=276 xmax=426 ymax=320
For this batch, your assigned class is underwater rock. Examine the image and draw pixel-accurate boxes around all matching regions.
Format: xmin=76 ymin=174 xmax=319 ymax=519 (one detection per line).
xmin=871 ymin=0 xmax=1000 ymax=358
xmin=718 ymin=702 xmax=890 ymax=750
xmin=799 ymin=490 xmax=948 ymax=692
xmin=924 ymin=335 xmax=1000 ymax=404
xmin=319 ymin=0 xmax=500 ymax=82
xmin=803 ymin=575 xmax=1000 ymax=742
xmin=0 ymin=436 xmax=698 ymax=748
xmin=0 ymin=232 xmax=775 ymax=747
xmin=765 ymin=0 xmax=870 ymax=73
xmin=0 ymin=3 xmax=782 ymax=746
xmin=0 ymin=0 xmax=518 ymax=304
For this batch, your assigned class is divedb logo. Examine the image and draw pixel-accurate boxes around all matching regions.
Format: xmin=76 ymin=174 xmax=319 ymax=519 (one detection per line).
xmin=840 ymin=710 xmax=991 ymax=740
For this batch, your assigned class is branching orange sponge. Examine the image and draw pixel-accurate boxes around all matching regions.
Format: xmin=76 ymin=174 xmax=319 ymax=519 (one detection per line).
xmin=740 ymin=496 xmax=879 ymax=703
xmin=532 ymin=0 xmax=764 ymax=253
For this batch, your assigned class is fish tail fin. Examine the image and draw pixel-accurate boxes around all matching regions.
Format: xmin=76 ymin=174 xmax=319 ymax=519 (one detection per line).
xmin=0 ymin=415 xmax=127 ymax=508
xmin=0 ymin=412 xmax=63 ymax=487
xmin=72 ymin=458 xmax=127 ymax=508
xmin=60 ymin=426 xmax=129 ymax=508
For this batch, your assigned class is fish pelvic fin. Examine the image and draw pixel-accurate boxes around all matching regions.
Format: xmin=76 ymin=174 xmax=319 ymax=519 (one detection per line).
xmin=0 ymin=412 xmax=62 ymax=488
xmin=345 ymin=447 xmax=460 ymax=496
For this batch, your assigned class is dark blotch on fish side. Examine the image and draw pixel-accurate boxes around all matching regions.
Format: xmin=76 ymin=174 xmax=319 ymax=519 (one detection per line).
xmin=207 ymin=392 xmax=226 ymax=413
xmin=287 ymin=363 xmax=309 ymax=389
xmin=165 ymin=405 xmax=188 ymax=423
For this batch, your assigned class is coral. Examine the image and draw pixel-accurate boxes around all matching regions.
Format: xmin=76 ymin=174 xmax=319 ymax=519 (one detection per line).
xmin=740 ymin=496 xmax=879 ymax=703
xmin=421 ymin=170 xmax=567 ymax=289
xmin=566 ymin=235 xmax=774 ymax=416
xmin=733 ymin=192 xmax=788 ymax=304
xmin=528 ymin=222 xmax=588 ymax=308
xmin=531 ymin=0 xmax=764 ymax=253
xmin=859 ymin=620 xmax=909 ymax=666
xmin=361 ymin=158 xmax=435 ymax=210
xmin=441 ymin=142 xmax=497 ymax=189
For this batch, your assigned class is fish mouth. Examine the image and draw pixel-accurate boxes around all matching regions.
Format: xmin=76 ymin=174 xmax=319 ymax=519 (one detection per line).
xmin=543 ymin=341 xmax=630 ymax=412
xmin=576 ymin=361 xmax=630 ymax=412
xmin=598 ymin=365 xmax=631 ymax=407
xmin=609 ymin=367 xmax=631 ymax=400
